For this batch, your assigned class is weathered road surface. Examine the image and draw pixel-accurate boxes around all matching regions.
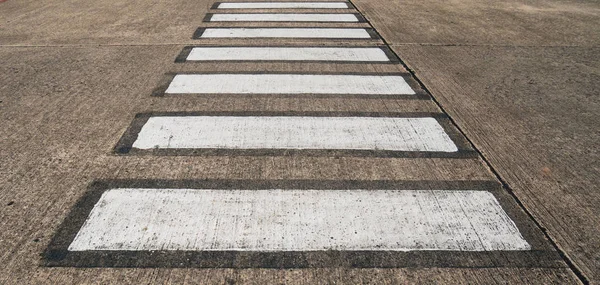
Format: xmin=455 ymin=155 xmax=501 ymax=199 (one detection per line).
xmin=0 ymin=0 xmax=598 ymax=283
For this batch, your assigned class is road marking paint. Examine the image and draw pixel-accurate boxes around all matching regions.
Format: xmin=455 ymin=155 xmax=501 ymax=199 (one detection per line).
xmin=216 ymin=2 xmax=350 ymax=9
xmin=198 ymin=28 xmax=372 ymax=38
xmin=185 ymin=47 xmax=390 ymax=61
xmin=208 ymin=13 xmax=359 ymax=22
xmin=130 ymin=116 xmax=457 ymax=151
xmin=165 ymin=74 xmax=414 ymax=94
xmin=68 ymin=189 xmax=530 ymax=251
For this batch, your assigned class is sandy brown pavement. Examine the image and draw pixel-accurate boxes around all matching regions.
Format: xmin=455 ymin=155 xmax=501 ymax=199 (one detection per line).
xmin=354 ymin=0 xmax=599 ymax=282
xmin=0 ymin=0 xmax=597 ymax=283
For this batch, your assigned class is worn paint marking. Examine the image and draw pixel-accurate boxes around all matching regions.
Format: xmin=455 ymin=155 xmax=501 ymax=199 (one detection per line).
xmin=216 ymin=2 xmax=349 ymax=9
xmin=208 ymin=13 xmax=359 ymax=22
xmin=165 ymin=74 xmax=414 ymax=94
xmin=185 ymin=47 xmax=390 ymax=61
xmin=68 ymin=189 xmax=531 ymax=251
xmin=199 ymin=28 xmax=371 ymax=38
xmin=131 ymin=116 xmax=457 ymax=151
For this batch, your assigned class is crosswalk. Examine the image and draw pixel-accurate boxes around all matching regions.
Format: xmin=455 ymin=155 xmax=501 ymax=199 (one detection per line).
xmin=67 ymin=189 xmax=529 ymax=252
xmin=44 ymin=0 xmax=557 ymax=269
xmin=129 ymin=115 xmax=458 ymax=151
xmin=164 ymin=74 xmax=415 ymax=94
xmin=181 ymin=47 xmax=393 ymax=62
xmin=212 ymin=2 xmax=351 ymax=9
xmin=194 ymin=27 xmax=377 ymax=39
xmin=205 ymin=13 xmax=363 ymax=22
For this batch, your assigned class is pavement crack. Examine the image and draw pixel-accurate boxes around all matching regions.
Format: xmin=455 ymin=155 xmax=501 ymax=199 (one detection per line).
xmin=389 ymin=43 xmax=594 ymax=48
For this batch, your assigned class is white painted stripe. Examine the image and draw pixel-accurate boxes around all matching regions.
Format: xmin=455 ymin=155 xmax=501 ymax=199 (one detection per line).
xmin=199 ymin=28 xmax=371 ymax=38
xmin=209 ymin=13 xmax=359 ymax=22
xmin=68 ymin=189 xmax=531 ymax=251
xmin=217 ymin=2 xmax=350 ymax=9
xmin=131 ymin=116 xmax=458 ymax=152
xmin=186 ymin=47 xmax=390 ymax=61
xmin=165 ymin=74 xmax=414 ymax=94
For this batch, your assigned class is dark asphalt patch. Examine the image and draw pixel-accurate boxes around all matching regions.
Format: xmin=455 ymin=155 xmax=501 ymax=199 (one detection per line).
xmin=112 ymin=111 xmax=476 ymax=158
xmin=43 ymin=179 xmax=563 ymax=268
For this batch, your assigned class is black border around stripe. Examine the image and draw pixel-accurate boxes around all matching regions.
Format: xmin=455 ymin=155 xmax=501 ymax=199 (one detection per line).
xmin=173 ymin=45 xmax=401 ymax=64
xmin=192 ymin=27 xmax=380 ymax=40
xmin=112 ymin=112 xmax=476 ymax=158
xmin=150 ymin=72 xmax=429 ymax=100
xmin=43 ymin=179 xmax=563 ymax=268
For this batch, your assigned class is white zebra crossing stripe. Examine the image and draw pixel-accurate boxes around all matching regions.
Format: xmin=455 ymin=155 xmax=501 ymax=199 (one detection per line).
xmin=130 ymin=116 xmax=457 ymax=152
xmin=67 ymin=189 xmax=531 ymax=251
xmin=198 ymin=28 xmax=372 ymax=38
xmin=207 ymin=13 xmax=359 ymax=22
xmin=185 ymin=47 xmax=391 ymax=62
xmin=216 ymin=2 xmax=350 ymax=9
xmin=165 ymin=74 xmax=415 ymax=94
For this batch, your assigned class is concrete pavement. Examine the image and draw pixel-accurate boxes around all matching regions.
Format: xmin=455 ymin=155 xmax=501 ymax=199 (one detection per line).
xmin=0 ymin=0 xmax=598 ymax=283
xmin=353 ymin=0 xmax=599 ymax=282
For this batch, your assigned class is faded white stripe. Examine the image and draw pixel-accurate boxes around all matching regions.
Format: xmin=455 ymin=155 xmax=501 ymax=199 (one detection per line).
xmin=186 ymin=47 xmax=390 ymax=61
xmin=165 ymin=74 xmax=414 ymax=94
xmin=217 ymin=2 xmax=349 ymax=9
xmin=199 ymin=28 xmax=371 ymax=38
xmin=209 ymin=13 xmax=358 ymax=22
xmin=68 ymin=189 xmax=531 ymax=251
xmin=131 ymin=116 xmax=458 ymax=152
